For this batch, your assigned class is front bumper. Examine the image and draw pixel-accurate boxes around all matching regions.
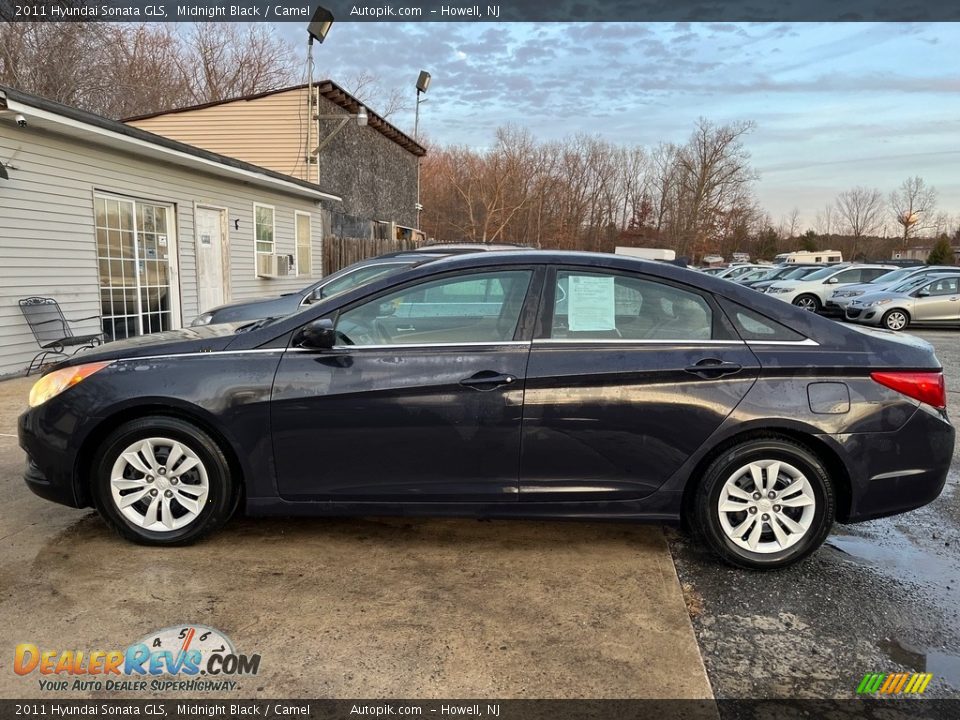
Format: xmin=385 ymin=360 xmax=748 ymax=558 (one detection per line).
xmin=844 ymin=305 xmax=883 ymax=325
xmin=18 ymin=407 xmax=87 ymax=508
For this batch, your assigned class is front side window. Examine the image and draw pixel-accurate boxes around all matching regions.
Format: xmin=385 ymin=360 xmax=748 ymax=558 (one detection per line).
xmin=254 ymin=204 xmax=275 ymax=254
xmin=552 ymin=271 xmax=713 ymax=340
xmin=335 ymin=270 xmax=532 ymax=346
xmin=923 ymin=277 xmax=959 ymax=296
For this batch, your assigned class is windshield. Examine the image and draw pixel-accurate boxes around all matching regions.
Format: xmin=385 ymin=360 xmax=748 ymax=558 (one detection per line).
xmin=891 ymin=274 xmax=946 ymax=293
xmin=317 ymin=262 xmax=413 ymax=299
xmin=869 ymin=268 xmax=913 ymax=284
xmin=801 ymin=267 xmax=837 ymax=281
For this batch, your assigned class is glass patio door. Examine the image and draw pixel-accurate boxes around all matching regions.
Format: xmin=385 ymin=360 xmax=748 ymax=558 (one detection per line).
xmin=95 ymin=194 xmax=175 ymax=341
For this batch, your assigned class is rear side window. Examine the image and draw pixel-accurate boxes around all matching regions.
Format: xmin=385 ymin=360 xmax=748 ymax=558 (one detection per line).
xmin=552 ymin=271 xmax=713 ymax=340
xmin=725 ymin=302 xmax=806 ymax=342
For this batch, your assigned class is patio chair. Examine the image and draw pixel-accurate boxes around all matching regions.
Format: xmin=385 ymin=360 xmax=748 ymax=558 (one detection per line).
xmin=18 ymin=297 xmax=103 ymax=376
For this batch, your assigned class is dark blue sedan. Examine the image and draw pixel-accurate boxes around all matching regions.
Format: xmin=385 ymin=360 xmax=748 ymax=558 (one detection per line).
xmin=19 ymin=251 xmax=954 ymax=569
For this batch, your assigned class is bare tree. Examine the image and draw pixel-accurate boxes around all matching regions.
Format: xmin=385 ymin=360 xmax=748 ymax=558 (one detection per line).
xmin=341 ymin=70 xmax=412 ymax=121
xmin=674 ymin=118 xmax=757 ymax=262
xmin=890 ymin=176 xmax=937 ymax=247
xmin=0 ymin=21 xmax=298 ymax=118
xmin=180 ymin=23 xmax=298 ymax=104
xmin=835 ymin=186 xmax=884 ymax=258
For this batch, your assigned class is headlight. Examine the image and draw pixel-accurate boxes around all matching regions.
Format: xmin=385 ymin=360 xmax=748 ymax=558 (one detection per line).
xmin=869 ymin=298 xmax=893 ymax=307
xmin=28 ymin=362 xmax=112 ymax=408
xmin=768 ymin=287 xmax=793 ymax=294
xmin=191 ymin=312 xmax=214 ymax=327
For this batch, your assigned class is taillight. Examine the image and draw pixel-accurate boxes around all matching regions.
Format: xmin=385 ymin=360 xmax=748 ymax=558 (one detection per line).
xmin=870 ymin=371 xmax=946 ymax=410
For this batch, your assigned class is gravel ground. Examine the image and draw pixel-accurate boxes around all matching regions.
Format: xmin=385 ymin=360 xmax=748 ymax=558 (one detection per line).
xmin=669 ymin=328 xmax=960 ymax=701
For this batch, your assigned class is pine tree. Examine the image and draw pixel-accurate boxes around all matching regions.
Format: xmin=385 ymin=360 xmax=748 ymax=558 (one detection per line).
xmin=927 ymin=236 xmax=955 ymax=265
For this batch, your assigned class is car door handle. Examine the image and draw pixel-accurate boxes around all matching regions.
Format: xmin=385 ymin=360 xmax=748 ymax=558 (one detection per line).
xmin=684 ymin=359 xmax=743 ymax=379
xmin=460 ymin=371 xmax=517 ymax=390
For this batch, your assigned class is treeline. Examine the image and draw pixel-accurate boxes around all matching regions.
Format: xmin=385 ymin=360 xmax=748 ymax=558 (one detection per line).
xmin=420 ymin=122 xmax=959 ymax=263
xmin=0 ymin=20 xmax=406 ymax=119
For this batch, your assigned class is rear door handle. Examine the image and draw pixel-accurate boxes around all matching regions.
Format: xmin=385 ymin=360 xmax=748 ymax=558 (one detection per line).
xmin=684 ymin=358 xmax=742 ymax=379
xmin=460 ymin=371 xmax=517 ymax=390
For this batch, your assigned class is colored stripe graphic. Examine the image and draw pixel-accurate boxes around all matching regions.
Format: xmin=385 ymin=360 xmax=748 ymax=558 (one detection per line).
xmin=858 ymin=672 xmax=932 ymax=694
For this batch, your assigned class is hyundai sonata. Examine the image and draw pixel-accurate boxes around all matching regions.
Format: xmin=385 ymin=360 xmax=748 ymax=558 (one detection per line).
xmin=19 ymin=252 xmax=954 ymax=569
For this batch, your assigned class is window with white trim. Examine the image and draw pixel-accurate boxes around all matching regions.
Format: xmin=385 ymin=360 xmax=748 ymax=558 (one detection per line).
xmin=254 ymin=204 xmax=275 ymax=255
xmin=295 ymin=212 xmax=312 ymax=276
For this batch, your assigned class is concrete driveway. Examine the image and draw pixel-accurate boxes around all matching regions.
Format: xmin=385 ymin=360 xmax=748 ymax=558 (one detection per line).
xmin=0 ymin=375 xmax=712 ymax=700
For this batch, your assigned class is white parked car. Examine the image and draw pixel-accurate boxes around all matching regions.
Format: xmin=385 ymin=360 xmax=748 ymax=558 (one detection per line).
xmin=764 ymin=264 xmax=895 ymax=312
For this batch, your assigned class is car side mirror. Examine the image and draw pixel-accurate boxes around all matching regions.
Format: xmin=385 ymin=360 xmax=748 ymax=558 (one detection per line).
xmin=917 ymin=289 xmax=931 ymax=297
xmin=297 ymin=318 xmax=336 ymax=349
xmin=826 ymin=277 xmax=839 ymax=284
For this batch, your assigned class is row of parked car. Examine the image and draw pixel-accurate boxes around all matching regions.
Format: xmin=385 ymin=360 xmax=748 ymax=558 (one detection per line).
xmin=702 ymin=262 xmax=960 ymax=331
xmin=191 ymin=244 xmax=958 ymax=334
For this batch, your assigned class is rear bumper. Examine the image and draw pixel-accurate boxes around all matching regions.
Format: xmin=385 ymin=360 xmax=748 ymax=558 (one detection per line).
xmin=825 ymin=404 xmax=955 ymax=523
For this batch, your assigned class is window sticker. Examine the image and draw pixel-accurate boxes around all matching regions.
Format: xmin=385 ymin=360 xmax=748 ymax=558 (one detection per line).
xmin=567 ymin=275 xmax=616 ymax=331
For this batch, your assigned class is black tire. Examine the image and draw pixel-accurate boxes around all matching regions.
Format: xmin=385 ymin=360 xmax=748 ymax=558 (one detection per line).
xmin=792 ymin=294 xmax=821 ymax=313
xmin=881 ymin=308 xmax=910 ymax=332
xmin=692 ymin=437 xmax=835 ymax=570
xmin=90 ymin=416 xmax=238 ymax=546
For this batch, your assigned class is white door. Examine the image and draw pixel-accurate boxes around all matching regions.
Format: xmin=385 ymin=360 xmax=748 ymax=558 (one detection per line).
xmin=195 ymin=207 xmax=227 ymax=313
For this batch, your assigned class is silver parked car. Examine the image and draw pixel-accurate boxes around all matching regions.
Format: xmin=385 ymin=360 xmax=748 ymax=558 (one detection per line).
xmin=845 ymin=272 xmax=960 ymax=330
xmin=826 ymin=265 xmax=955 ymax=315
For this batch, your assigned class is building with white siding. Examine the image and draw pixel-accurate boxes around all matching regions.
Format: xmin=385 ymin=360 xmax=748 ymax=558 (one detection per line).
xmin=0 ymin=85 xmax=343 ymax=377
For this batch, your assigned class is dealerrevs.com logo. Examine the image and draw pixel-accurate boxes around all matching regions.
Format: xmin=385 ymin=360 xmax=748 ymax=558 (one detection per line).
xmin=14 ymin=625 xmax=260 ymax=693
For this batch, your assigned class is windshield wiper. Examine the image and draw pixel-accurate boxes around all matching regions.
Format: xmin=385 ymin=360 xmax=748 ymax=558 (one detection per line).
xmin=235 ymin=316 xmax=277 ymax=334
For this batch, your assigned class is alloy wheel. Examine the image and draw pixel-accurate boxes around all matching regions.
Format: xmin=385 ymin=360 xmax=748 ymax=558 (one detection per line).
xmin=795 ymin=296 xmax=818 ymax=312
xmin=109 ymin=437 xmax=209 ymax=532
xmin=717 ymin=460 xmax=816 ymax=554
xmin=884 ymin=310 xmax=908 ymax=331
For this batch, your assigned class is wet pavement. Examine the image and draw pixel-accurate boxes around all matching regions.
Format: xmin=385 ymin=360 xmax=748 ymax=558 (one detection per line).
xmin=670 ymin=328 xmax=960 ymax=700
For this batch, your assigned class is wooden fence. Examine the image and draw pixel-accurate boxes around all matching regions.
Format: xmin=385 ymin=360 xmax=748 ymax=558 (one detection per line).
xmin=322 ymin=235 xmax=424 ymax=274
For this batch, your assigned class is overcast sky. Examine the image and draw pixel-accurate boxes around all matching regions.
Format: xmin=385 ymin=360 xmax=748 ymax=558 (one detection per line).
xmin=282 ymin=22 xmax=960 ymax=228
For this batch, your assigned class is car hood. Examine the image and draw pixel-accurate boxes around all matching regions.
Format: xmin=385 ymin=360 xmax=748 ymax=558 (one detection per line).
xmin=834 ymin=281 xmax=891 ymax=295
xmin=850 ymin=290 xmax=910 ymax=305
xmin=46 ymin=324 xmax=247 ymax=370
xmin=202 ymin=294 xmax=293 ymax=314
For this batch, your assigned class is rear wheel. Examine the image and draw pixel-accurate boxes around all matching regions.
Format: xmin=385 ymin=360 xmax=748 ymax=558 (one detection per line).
xmin=881 ymin=308 xmax=910 ymax=331
xmin=91 ymin=417 xmax=238 ymax=545
xmin=693 ymin=438 xmax=835 ymax=569
xmin=793 ymin=294 xmax=821 ymax=312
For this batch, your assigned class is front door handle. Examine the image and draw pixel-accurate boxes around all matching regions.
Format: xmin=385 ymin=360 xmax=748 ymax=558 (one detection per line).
xmin=684 ymin=358 xmax=743 ymax=379
xmin=460 ymin=371 xmax=517 ymax=390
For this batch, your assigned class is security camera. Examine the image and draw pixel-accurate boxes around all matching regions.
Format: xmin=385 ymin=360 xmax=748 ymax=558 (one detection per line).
xmin=15 ymin=115 xmax=26 ymax=128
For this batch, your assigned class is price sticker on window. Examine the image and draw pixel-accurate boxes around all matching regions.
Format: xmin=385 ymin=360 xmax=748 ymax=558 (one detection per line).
xmin=567 ymin=275 xmax=616 ymax=331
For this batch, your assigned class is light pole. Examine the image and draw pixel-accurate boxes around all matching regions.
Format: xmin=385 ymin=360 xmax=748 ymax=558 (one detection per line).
xmin=414 ymin=71 xmax=430 ymax=231
xmin=305 ymin=6 xmax=334 ymax=185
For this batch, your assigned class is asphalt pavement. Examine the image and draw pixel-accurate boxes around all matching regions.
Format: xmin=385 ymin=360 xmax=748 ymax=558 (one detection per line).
xmin=669 ymin=328 xmax=960 ymax=701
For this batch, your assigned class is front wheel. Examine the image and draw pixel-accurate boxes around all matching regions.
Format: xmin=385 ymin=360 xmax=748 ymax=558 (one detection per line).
xmin=91 ymin=416 xmax=238 ymax=545
xmin=881 ymin=309 xmax=910 ymax=331
xmin=793 ymin=294 xmax=821 ymax=312
xmin=692 ymin=438 xmax=835 ymax=569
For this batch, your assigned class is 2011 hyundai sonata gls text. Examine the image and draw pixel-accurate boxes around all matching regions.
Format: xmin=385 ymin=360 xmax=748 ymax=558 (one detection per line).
xmin=18 ymin=251 xmax=955 ymax=569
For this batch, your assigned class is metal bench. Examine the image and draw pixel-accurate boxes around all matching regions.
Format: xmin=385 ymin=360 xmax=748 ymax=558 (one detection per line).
xmin=18 ymin=297 xmax=103 ymax=376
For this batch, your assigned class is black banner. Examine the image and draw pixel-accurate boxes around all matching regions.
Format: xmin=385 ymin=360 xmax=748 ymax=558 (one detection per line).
xmin=1 ymin=700 xmax=959 ymax=720
xmin=1 ymin=0 xmax=960 ymax=23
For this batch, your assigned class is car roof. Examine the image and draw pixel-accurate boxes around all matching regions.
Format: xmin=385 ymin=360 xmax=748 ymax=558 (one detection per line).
xmin=412 ymin=243 xmax=531 ymax=253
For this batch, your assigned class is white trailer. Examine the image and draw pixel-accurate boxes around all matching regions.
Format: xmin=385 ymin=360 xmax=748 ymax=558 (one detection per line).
xmin=774 ymin=250 xmax=844 ymax=264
